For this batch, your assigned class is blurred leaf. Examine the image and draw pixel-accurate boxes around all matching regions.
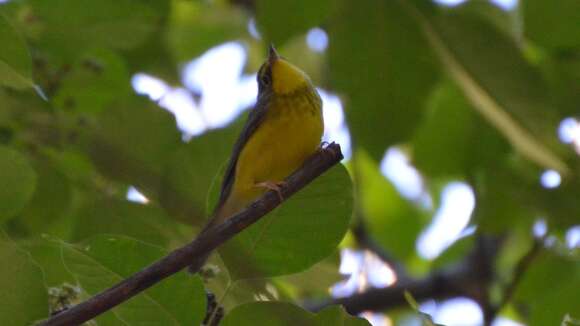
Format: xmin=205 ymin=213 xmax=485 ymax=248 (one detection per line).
xmin=523 ymin=0 xmax=580 ymax=51
xmin=90 ymin=95 xmax=182 ymax=194
xmin=166 ymin=0 xmax=247 ymax=63
xmin=421 ymin=9 xmax=569 ymax=174
xmin=275 ymin=252 xmax=341 ymax=300
xmin=413 ymin=81 xmax=509 ymax=178
xmin=0 ymin=146 xmax=36 ymax=223
xmin=61 ymin=235 xmax=206 ymax=325
xmin=431 ymin=234 xmax=474 ymax=270
xmin=540 ymin=51 xmax=580 ymax=116
xmin=514 ymin=250 xmax=580 ymax=325
xmin=222 ymin=302 xmax=370 ymax=326
xmin=0 ymin=232 xmax=48 ymax=325
xmin=70 ymin=198 xmax=177 ymax=248
xmin=19 ymin=164 xmax=72 ymax=235
xmin=0 ymin=13 xmax=32 ymax=89
xmin=160 ymin=123 xmax=241 ymax=225
xmin=328 ymin=0 xmax=439 ymax=160
xmin=255 ymin=0 xmax=331 ymax=45
xmin=53 ymin=48 xmax=132 ymax=113
xmin=217 ymin=164 xmax=353 ymax=280
xmin=356 ymin=151 xmax=426 ymax=261
xmin=11 ymin=0 xmax=163 ymax=62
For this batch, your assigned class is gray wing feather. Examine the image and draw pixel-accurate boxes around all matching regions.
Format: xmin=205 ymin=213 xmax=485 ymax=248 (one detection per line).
xmin=215 ymin=93 xmax=271 ymax=210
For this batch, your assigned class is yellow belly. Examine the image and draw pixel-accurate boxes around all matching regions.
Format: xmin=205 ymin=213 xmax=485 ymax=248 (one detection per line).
xmin=222 ymin=94 xmax=323 ymax=217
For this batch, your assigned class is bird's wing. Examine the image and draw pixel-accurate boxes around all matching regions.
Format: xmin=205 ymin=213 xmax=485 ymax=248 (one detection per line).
xmin=215 ymin=93 xmax=271 ymax=210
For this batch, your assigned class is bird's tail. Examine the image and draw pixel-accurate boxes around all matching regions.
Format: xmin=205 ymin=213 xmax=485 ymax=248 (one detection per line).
xmin=188 ymin=197 xmax=241 ymax=273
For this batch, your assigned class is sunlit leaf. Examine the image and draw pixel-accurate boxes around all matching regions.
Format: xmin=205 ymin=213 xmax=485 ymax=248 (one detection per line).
xmin=514 ymin=251 xmax=580 ymax=325
xmin=356 ymin=151 xmax=427 ymax=261
xmin=61 ymin=235 xmax=206 ymax=325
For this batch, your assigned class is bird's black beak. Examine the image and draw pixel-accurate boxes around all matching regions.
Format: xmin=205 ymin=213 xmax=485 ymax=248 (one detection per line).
xmin=268 ymin=44 xmax=279 ymax=64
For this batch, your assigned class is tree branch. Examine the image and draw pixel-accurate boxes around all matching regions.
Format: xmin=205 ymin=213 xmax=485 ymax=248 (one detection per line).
xmin=305 ymin=235 xmax=501 ymax=316
xmin=40 ymin=143 xmax=344 ymax=326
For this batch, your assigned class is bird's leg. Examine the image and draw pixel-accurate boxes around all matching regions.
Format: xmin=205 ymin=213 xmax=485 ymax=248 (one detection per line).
xmin=255 ymin=180 xmax=287 ymax=202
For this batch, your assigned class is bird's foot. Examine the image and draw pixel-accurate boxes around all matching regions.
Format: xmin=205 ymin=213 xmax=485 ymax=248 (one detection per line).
xmin=255 ymin=180 xmax=286 ymax=202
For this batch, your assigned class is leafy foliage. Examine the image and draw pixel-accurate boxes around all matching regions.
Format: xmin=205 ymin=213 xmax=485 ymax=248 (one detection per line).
xmin=0 ymin=0 xmax=578 ymax=324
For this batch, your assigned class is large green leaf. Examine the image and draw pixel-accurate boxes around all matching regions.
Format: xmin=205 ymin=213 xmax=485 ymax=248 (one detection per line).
xmin=222 ymin=302 xmax=370 ymax=326
xmin=216 ymin=164 xmax=353 ymax=280
xmin=0 ymin=146 xmax=36 ymax=223
xmin=165 ymin=0 xmax=247 ymax=63
xmin=19 ymin=164 xmax=72 ymax=236
xmin=160 ymin=122 xmax=241 ymax=225
xmin=355 ymin=151 xmax=426 ymax=262
xmin=0 ymin=13 xmax=32 ymax=89
xmin=412 ymin=81 xmax=509 ymax=178
xmin=514 ymin=251 xmax=580 ymax=325
xmin=255 ymin=0 xmax=332 ymax=45
xmin=61 ymin=235 xmax=206 ymax=325
xmin=523 ymin=0 xmax=580 ymax=51
xmin=90 ymin=95 xmax=182 ymax=195
xmin=0 ymin=232 xmax=48 ymax=325
xmin=328 ymin=0 xmax=439 ymax=160
xmin=417 ymin=8 xmax=569 ymax=174
xmin=10 ymin=0 xmax=162 ymax=62
xmin=70 ymin=199 xmax=178 ymax=248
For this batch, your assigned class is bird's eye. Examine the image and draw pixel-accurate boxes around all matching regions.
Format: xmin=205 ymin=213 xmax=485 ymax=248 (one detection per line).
xmin=260 ymin=73 xmax=271 ymax=86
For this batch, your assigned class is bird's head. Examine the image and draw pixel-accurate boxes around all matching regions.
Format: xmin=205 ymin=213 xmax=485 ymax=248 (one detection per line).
xmin=257 ymin=45 xmax=311 ymax=95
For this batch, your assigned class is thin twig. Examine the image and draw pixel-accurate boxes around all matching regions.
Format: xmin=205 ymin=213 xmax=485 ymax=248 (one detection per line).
xmin=485 ymin=237 xmax=543 ymax=323
xmin=40 ymin=143 xmax=343 ymax=326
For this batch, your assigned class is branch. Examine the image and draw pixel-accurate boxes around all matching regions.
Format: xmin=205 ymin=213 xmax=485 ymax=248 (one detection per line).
xmin=484 ymin=237 xmax=543 ymax=323
xmin=40 ymin=143 xmax=344 ymax=326
xmin=305 ymin=235 xmax=501 ymax=315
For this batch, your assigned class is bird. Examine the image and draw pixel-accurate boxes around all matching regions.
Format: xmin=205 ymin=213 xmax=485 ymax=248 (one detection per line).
xmin=189 ymin=45 xmax=324 ymax=272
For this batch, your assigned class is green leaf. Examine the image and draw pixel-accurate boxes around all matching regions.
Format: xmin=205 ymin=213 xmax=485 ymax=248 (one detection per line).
xmin=90 ymin=95 xmax=182 ymax=194
xmin=19 ymin=164 xmax=72 ymax=236
xmin=61 ymin=235 xmax=206 ymax=325
xmin=160 ymin=123 xmax=242 ymax=225
xmin=255 ymin=0 xmax=332 ymax=45
xmin=0 ymin=13 xmax=33 ymax=89
xmin=222 ymin=302 xmax=370 ymax=326
xmin=53 ymin=48 xmax=132 ymax=113
xmin=20 ymin=240 xmax=75 ymax=287
xmin=523 ymin=0 xmax=580 ymax=50
xmin=328 ymin=0 xmax=439 ymax=160
xmin=165 ymin=0 xmax=247 ymax=63
xmin=70 ymin=199 xmax=178 ymax=248
xmin=420 ymin=9 xmax=569 ymax=174
xmin=0 ymin=146 xmax=36 ymax=223
xmin=0 ymin=232 xmax=48 ymax=325
xmin=412 ymin=81 xmax=509 ymax=178
xmin=13 ymin=0 xmax=162 ymax=61
xmin=356 ymin=151 xmax=426 ymax=261
xmin=514 ymin=251 xmax=580 ymax=325
xmin=217 ymin=164 xmax=353 ymax=280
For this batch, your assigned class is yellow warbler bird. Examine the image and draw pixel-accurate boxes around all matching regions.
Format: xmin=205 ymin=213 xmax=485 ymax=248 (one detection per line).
xmin=190 ymin=45 xmax=324 ymax=272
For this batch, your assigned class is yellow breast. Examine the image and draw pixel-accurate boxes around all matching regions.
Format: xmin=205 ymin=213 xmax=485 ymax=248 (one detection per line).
xmin=231 ymin=88 xmax=323 ymax=205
